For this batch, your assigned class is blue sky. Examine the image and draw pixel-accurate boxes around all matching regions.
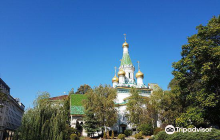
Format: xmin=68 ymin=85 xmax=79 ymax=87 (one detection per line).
xmin=0 ymin=0 xmax=219 ymax=108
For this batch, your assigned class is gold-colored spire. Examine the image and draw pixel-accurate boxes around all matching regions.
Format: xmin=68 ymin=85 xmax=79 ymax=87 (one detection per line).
xmin=136 ymin=61 xmax=144 ymax=78
xmin=122 ymin=33 xmax=129 ymax=48
xmin=112 ymin=66 xmax=119 ymax=83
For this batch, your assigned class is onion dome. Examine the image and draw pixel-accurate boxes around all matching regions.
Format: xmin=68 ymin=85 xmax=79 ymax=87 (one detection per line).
xmin=122 ymin=42 xmax=129 ymax=48
xmin=112 ymin=75 xmax=119 ymax=83
xmin=118 ymin=69 xmax=125 ymax=76
xmin=136 ymin=70 xmax=144 ymax=78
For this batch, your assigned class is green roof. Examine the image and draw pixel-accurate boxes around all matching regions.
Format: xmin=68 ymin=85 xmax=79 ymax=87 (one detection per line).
xmin=70 ymin=106 xmax=84 ymax=115
xmin=120 ymin=53 xmax=133 ymax=66
xmin=70 ymin=94 xmax=86 ymax=115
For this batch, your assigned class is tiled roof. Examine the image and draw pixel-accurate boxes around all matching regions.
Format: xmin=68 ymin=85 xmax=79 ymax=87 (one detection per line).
xmin=49 ymin=95 xmax=68 ymax=100
xmin=120 ymin=53 xmax=133 ymax=66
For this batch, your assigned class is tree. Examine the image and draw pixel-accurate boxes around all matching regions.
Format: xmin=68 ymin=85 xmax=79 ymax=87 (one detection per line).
xmin=15 ymin=92 xmax=73 ymax=140
xmin=83 ymin=85 xmax=117 ymax=136
xmin=75 ymin=84 xmax=91 ymax=94
xmin=172 ymin=16 xmax=220 ymax=127
xmin=94 ymin=85 xmax=117 ymax=134
xmin=83 ymin=88 xmax=100 ymax=137
xmin=126 ymin=87 xmax=145 ymax=128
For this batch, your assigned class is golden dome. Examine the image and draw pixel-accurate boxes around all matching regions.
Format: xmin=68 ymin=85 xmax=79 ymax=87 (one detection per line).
xmin=112 ymin=75 xmax=119 ymax=83
xmin=122 ymin=42 xmax=129 ymax=48
xmin=136 ymin=70 xmax=144 ymax=78
xmin=118 ymin=69 xmax=125 ymax=76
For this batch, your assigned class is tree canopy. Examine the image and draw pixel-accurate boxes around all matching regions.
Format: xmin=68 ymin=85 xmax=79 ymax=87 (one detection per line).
xmin=15 ymin=92 xmax=75 ymax=140
xmin=83 ymin=85 xmax=117 ymax=136
xmin=172 ymin=16 xmax=220 ymax=127
xmin=75 ymin=84 xmax=91 ymax=94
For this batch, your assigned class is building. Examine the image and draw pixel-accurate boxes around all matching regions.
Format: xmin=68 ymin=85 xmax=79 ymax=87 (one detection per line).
xmin=0 ymin=78 xmax=25 ymax=140
xmin=70 ymin=35 xmax=159 ymax=135
xmin=111 ymin=35 xmax=158 ymax=133
xmin=70 ymin=94 xmax=87 ymax=136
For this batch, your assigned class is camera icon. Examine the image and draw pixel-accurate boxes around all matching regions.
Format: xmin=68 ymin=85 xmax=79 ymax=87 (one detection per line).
xmin=165 ymin=125 xmax=175 ymax=134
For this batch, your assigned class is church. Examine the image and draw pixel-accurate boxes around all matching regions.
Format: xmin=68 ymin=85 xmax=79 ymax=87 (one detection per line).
xmin=70 ymin=35 xmax=159 ymax=136
xmin=111 ymin=34 xmax=157 ymax=133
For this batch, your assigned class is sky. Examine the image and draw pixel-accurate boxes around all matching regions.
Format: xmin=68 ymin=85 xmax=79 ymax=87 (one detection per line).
xmin=0 ymin=0 xmax=219 ymax=108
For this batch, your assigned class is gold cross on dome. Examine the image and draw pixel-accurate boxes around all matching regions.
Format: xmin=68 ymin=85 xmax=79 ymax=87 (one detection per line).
xmin=114 ymin=66 xmax=117 ymax=75
xmin=123 ymin=34 xmax=126 ymax=42
xmin=137 ymin=61 xmax=140 ymax=71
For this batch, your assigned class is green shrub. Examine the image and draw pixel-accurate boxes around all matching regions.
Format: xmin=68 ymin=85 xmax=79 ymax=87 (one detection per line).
xmin=137 ymin=123 xmax=153 ymax=135
xmin=134 ymin=131 xmax=143 ymax=139
xmin=103 ymin=132 xmax=107 ymax=139
xmin=70 ymin=134 xmax=79 ymax=140
xmin=153 ymin=127 xmax=164 ymax=135
xmin=151 ymin=128 xmax=220 ymax=140
xmin=118 ymin=134 xmax=126 ymax=140
xmin=124 ymin=129 xmax=132 ymax=137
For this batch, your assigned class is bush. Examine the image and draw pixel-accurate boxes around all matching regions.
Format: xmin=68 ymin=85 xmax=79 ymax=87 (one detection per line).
xmin=151 ymin=128 xmax=220 ymax=140
xmin=103 ymin=132 xmax=107 ymax=139
xmin=134 ymin=131 xmax=143 ymax=139
xmin=118 ymin=134 xmax=126 ymax=140
xmin=70 ymin=134 xmax=79 ymax=140
xmin=137 ymin=123 xmax=153 ymax=135
xmin=153 ymin=127 xmax=164 ymax=135
xmin=124 ymin=129 xmax=132 ymax=137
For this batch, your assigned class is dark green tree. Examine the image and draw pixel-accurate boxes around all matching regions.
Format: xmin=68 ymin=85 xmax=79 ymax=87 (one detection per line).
xmin=83 ymin=89 xmax=100 ymax=137
xmin=75 ymin=84 xmax=91 ymax=94
xmin=172 ymin=16 xmax=220 ymax=127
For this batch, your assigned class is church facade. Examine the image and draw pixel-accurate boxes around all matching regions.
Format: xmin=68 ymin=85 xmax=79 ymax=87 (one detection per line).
xmin=111 ymin=35 xmax=157 ymax=133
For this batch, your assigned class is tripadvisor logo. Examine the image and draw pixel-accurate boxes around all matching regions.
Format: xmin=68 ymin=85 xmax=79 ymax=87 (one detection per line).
xmin=165 ymin=125 xmax=212 ymax=134
xmin=165 ymin=125 xmax=175 ymax=134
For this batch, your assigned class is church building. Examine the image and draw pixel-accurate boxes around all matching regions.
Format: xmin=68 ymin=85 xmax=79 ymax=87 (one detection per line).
xmin=111 ymin=34 xmax=157 ymax=133
xmin=70 ymin=35 xmax=159 ymax=136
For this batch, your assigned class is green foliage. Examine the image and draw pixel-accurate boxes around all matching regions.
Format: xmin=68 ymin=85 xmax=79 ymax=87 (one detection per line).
xmin=111 ymin=130 xmax=114 ymax=139
xmin=134 ymin=131 xmax=143 ymax=139
xmin=176 ymin=107 xmax=204 ymax=127
xmin=70 ymin=134 xmax=79 ymax=140
xmin=126 ymin=87 xmax=145 ymax=127
xmin=117 ymin=134 xmax=126 ymax=140
xmin=151 ymin=129 xmax=220 ymax=140
xmin=172 ymin=15 xmax=220 ymax=127
xmin=75 ymin=84 xmax=91 ymax=94
xmin=103 ymin=131 xmax=107 ymax=139
xmin=83 ymin=108 xmax=100 ymax=137
xmin=153 ymin=127 xmax=163 ymax=135
xmin=124 ymin=129 xmax=132 ymax=137
xmin=83 ymin=85 xmax=117 ymax=135
xmin=15 ymin=92 xmax=72 ymax=140
xmin=137 ymin=123 xmax=153 ymax=136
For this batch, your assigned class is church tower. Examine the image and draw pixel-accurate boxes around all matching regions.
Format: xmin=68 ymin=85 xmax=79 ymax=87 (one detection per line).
xmin=119 ymin=34 xmax=135 ymax=85
xmin=111 ymin=34 xmax=153 ymax=133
